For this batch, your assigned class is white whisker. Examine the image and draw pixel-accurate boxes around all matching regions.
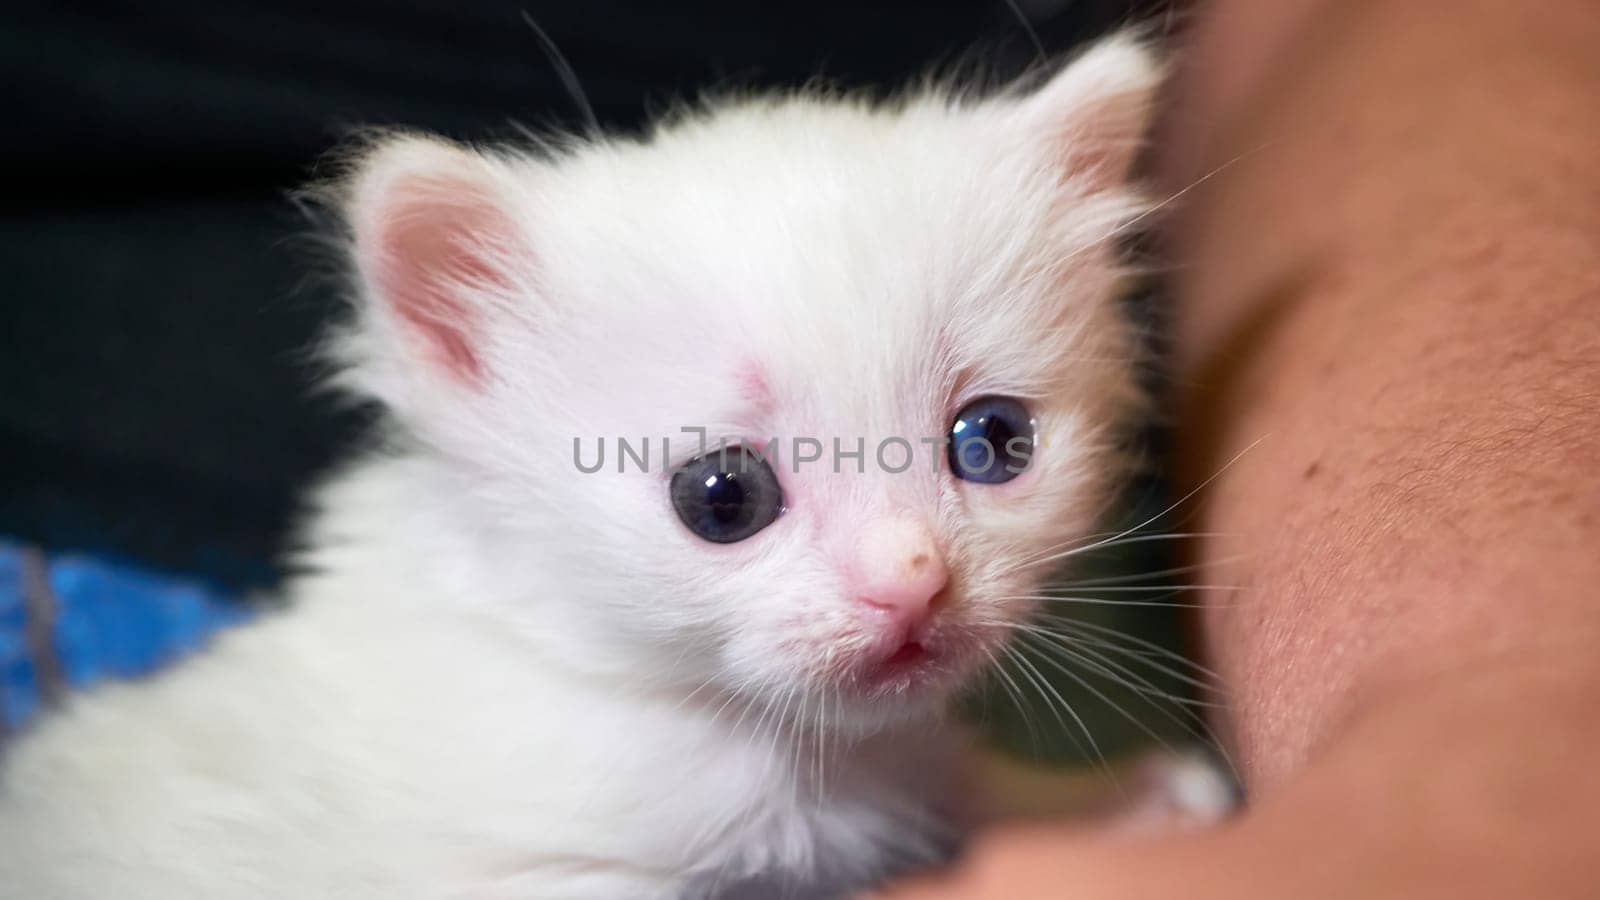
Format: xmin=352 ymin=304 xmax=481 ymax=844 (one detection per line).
xmin=1007 ymin=437 xmax=1265 ymax=581
xmin=1010 ymin=621 xmax=1226 ymax=699
xmin=1007 ymin=594 xmax=1218 ymax=610
xmin=1051 ymin=554 xmax=1251 ymax=588
xmin=1017 ymin=634 xmax=1239 ymax=781
xmin=1002 ymin=642 xmax=1112 ymax=783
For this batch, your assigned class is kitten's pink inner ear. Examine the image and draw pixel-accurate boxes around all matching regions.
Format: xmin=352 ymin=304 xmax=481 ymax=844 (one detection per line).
xmin=356 ymin=162 xmax=523 ymax=385
xmin=1050 ymin=99 xmax=1149 ymax=188
xmin=1019 ymin=37 xmax=1160 ymax=190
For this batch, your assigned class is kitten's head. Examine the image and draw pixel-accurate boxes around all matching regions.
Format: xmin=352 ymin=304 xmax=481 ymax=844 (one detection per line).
xmin=328 ymin=37 xmax=1158 ymax=732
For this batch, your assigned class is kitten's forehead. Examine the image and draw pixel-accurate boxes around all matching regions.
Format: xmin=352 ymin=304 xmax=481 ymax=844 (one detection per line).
xmin=533 ymin=98 xmax=1118 ymax=435
xmin=549 ymin=101 xmax=1042 ymax=284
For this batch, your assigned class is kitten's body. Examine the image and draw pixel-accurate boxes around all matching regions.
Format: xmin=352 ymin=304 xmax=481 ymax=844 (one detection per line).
xmin=1 ymin=36 xmax=1164 ymax=898
xmin=1 ymin=459 xmax=960 ymax=899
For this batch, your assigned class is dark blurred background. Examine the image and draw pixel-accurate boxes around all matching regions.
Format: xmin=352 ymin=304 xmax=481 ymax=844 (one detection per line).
xmin=2 ymin=0 xmax=1166 ymax=590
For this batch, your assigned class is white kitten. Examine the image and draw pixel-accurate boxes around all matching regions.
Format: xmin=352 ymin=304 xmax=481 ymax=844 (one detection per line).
xmin=0 ymin=35 xmax=1160 ymax=899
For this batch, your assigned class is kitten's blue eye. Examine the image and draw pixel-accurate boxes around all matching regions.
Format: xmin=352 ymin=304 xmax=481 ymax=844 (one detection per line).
xmin=670 ymin=447 xmax=785 ymax=543
xmin=948 ymin=396 xmax=1035 ymax=484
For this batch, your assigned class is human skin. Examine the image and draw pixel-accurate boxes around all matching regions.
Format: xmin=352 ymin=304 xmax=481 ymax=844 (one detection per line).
xmin=875 ymin=0 xmax=1600 ymax=896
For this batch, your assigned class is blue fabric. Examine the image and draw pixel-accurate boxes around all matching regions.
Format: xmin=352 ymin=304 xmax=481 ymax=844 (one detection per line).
xmin=0 ymin=546 xmax=38 ymax=730
xmin=0 ymin=540 xmax=250 ymax=732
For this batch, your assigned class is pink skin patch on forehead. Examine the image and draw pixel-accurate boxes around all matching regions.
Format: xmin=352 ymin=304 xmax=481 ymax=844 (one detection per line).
xmin=735 ymin=360 xmax=775 ymax=416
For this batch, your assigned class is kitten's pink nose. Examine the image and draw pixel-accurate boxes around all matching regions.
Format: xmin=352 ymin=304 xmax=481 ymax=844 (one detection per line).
xmin=853 ymin=518 xmax=948 ymax=628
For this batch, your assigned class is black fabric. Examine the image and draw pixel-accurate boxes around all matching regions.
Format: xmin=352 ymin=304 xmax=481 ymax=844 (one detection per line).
xmin=2 ymin=1 xmax=1160 ymax=589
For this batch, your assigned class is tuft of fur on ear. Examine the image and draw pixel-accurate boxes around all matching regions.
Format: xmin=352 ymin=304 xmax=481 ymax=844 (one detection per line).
xmin=1010 ymin=34 xmax=1163 ymax=192
xmin=335 ymin=135 xmax=536 ymax=398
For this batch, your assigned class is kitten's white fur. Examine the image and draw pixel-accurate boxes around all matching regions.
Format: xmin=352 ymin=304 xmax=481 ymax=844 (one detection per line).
xmin=0 ymin=35 xmax=1159 ymax=899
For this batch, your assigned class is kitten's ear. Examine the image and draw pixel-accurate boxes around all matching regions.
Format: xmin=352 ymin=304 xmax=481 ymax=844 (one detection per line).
xmin=341 ymin=135 xmax=535 ymax=391
xmin=1010 ymin=34 xmax=1162 ymax=191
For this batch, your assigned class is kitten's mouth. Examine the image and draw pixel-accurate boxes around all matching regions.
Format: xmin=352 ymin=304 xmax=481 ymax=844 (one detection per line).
xmin=849 ymin=633 xmax=964 ymax=696
xmin=881 ymin=640 xmax=930 ymax=669
xmin=816 ymin=621 xmax=998 ymax=705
